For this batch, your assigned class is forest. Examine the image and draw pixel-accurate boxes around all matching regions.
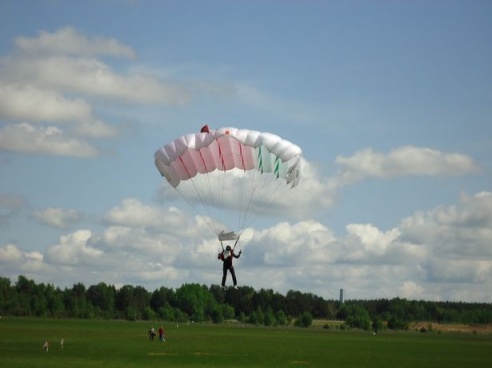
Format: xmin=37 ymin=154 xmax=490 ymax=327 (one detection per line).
xmin=1 ymin=275 xmax=491 ymax=330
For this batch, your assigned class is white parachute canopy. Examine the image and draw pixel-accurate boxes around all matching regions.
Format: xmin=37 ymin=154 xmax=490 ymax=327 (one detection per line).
xmin=155 ymin=126 xmax=302 ymax=240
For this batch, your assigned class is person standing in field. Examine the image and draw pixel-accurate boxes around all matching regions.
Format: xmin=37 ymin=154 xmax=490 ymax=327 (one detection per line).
xmin=158 ymin=326 xmax=165 ymax=342
xmin=148 ymin=326 xmax=156 ymax=341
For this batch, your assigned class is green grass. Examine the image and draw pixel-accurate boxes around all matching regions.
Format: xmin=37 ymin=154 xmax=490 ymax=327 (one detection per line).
xmin=1 ymin=317 xmax=491 ymax=367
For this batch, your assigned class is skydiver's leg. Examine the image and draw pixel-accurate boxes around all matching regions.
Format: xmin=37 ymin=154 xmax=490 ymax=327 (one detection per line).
xmin=221 ymin=266 xmax=227 ymax=286
xmin=230 ymin=267 xmax=237 ymax=286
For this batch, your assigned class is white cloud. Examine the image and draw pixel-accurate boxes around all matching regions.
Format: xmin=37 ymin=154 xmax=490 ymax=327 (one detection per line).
xmin=335 ymin=146 xmax=480 ymax=185
xmin=0 ymin=25 xmax=489 ymax=301
xmin=100 ymin=226 xmax=177 ymax=256
xmin=0 ymin=27 xmax=196 ymax=158
xmin=104 ymin=198 xmax=204 ymax=237
xmin=426 ymin=259 xmax=490 ymax=283
xmin=0 ymin=83 xmax=91 ymax=122
xmin=0 ymin=244 xmax=24 ymax=263
xmin=44 ymin=230 xmax=102 ymax=266
xmin=3 ymin=55 xmax=190 ymax=106
xmin=0 ymin=123 xmax=99 ymax=157
xmin=245 ymin=220 xmax=335 ymax=267
xmin=32 ymin=207 xmax=82 ymax=229
xmin=399 ymin=192 xmax=492 ymax=258
xmin=0 ymin=243 xmax=44 ymax=277
xmin=289 ymin=159 xmax=337 ymax=214
xmin=346 ymin=223 xmax=399 ymax=256
xmin=15 ymin=26 xmax=136 ymax=58
xmin=105 ymin=198 xmax=170 ymax=228
xmin=1 ymin=191 xmax=491 ymax=301
xmin=400 ymin=281 xmax=425 ymax=299
xmin=0 ymin=83 xmax=117 ymax=138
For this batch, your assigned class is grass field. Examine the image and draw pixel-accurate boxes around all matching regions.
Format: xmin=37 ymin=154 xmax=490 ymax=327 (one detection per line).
xmin=1 ymin=317 xmax=491 ymax=367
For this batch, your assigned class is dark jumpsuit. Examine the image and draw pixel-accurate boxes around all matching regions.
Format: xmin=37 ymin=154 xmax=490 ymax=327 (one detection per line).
xmin=218 ymin=249 xmax=241 ymax=286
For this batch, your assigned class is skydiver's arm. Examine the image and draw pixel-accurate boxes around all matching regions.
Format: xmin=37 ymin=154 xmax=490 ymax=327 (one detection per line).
xmin=218 ymin=242 xmax=223 ymax=259
xmin=232 ymin=235 xmax=240 ymax=250
xmin=232 ymin=235 xmax=241 ymax=257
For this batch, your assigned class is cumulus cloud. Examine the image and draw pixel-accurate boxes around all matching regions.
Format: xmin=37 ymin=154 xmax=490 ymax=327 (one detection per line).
xmin=15 ymin=26 xmax=136 ymax=58
xmin=238 ymin=192 xmax=491 ymax=300
xmin=2 ymin=191 xmax=491 ymax=301
xmin=36 ymin=204 xmax=202 ymax=286
xmin=426 ymin=259 xmax=490 ymax=283
xmin=0 ymin=123 xmax=99 ymax=157
xmin=0 ymin=243 xmax=25 ymax=263
xmin=3 ymin=27 xmax=190 ymax=106
xmin=0 ymin=27 xmax=194 ymax=157
xmin=31 ymin=207 xmax=82 ymax=229
xmin=392 ymin=192 xmax=492 ymax=298
xmin=0 ymin=83 xmax=92 ymax=122
xmin=399 ymin=192 xmax=492 ymax=258
xmin=400 ymin=281 xmax=425 ymax=300
xmin=0 ymin=84 xmax=117 ymax=138
xmin=103 ymin=198 xmax=207 ymax=237
xmin=105 ymin=198 xmax=173 ymax=228
xmin=343 ymin=224 xmax=403 ymax=261
xmin=3 ymin=56 xmax=190 ymax=105
xmin=288 ymin=159 xmax=337 ymax=215
xmin=44 ymin=230 xmax=102 ymax=266
xmin=335 ymin=146 xmax=480 ymax=185
xmin=0 ymin=243 xmax=44 ymax=276
xmin=245 ymin=220 xmax=335 ymax=267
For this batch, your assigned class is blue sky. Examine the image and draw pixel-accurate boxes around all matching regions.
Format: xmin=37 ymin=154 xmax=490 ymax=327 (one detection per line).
xmin=1 ymin=0 xmax=491 ymax=302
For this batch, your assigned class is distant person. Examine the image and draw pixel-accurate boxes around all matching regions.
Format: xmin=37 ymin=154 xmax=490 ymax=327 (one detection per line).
xmin=60 ymin=338 xmax=64 ymax=349
xmin=158 ymin=326 xmax=165 ymax=342
xmin=218 ymin=237 xmax=242 ymax=289
xmin=148 ymin=326 xmax=156 ymax=341
xmin=42 ymin=341 xmax=49 ymax=352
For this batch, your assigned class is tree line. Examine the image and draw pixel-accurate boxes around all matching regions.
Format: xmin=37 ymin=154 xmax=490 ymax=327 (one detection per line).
xmin=1 ymin=275 xmax=491 ymax=330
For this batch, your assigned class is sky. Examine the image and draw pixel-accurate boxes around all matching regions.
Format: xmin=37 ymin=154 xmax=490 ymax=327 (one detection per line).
xmin=1 ymin=0 xmax=491 ymax=302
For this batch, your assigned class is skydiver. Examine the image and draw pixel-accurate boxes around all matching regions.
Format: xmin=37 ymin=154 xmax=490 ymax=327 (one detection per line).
xmin=218 ymin=237 xmax=241 ymax=290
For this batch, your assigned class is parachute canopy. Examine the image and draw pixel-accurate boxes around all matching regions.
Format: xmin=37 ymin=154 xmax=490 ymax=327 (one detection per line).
xmin=155 ymin=127 xmax=302 ymax=239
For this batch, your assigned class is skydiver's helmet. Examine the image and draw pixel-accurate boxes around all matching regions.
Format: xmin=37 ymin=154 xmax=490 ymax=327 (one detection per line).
xmin=226 ymin=246 xmax=231 ymax=251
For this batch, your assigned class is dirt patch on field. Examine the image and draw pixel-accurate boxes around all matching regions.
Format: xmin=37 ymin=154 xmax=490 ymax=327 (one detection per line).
xmin=410 ymin=322 xmax=492 ymax=334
